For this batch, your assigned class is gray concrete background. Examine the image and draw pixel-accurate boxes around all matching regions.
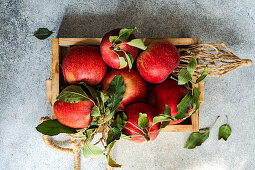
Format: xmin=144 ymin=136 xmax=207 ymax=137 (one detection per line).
xmin=0 ymin=0 xmax=254 ymax=169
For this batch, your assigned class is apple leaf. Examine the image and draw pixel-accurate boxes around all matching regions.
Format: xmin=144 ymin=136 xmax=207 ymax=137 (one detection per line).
xmin=178 ymin=69 xmax=192 ymax=85
xmin=33 ymin=28 xmax=53 ymax=40
xmin=218 ymin=124 xmax=231 ymax=141
xmin=193 ymin=86 xmax=201 ymax=110
xmin=87 ymin=122 xmax=99 ymax=130
xmin=196 ymin=66 xmax=208 ymax=83
xmin=119 ymin=56 xmax=128 ymax=69
xmin=138 ymin=113 xmax=149 ymax=130
xmin=153 ymin=114 xmax=175 ymax=125
xmin=119 ymin=27 xmax=137 ymax=42
xmin=124 ymin=52 xmax=134 ymax=70
xmin=111 ymin=112 xmax=128 ymax=130
xmin=79 ymin=82 xmax=99 ymax=100
xmin=187 ymin=57 xmax=197 ymax=75
xmin=85 ymin=122 xmax=99 ymax=141
xmin=175 ymin=91 xmax=193 ymax=120
xmin=127 ymin=39 xmax=147 ymax=50
xmin=164 ymin=104 xmax=171 ymax=115
xmin=153 ymin=105 xmax=175 ymax=128
xmin=36 ymin=119 xmax=76 ymax=136
xmin=109 ymin=36 xmax=118 ymax=43
xmin=105 ymin=141 xmax=122 ymax=168
xmin=106 ymin=127 xmax=121 ymax=145
xmin=184 ymin=128 xmax=210 ymax=149
xmin=91 ymin=105 xmax=100 ymax=117
xmin=100 ymin=90 xmax=109 ymax=105
xmin=56 ymin=85 xmax=91 ymax=103
xmin=161 ymin=105 xmax=173 ymax=128
xmin=83 ymin=142 xmax=105 ymax=159
xmin=107 ymin=154 xmax=122 ymax=168
xmin=106 ymin=75 xmax=125 ymax=113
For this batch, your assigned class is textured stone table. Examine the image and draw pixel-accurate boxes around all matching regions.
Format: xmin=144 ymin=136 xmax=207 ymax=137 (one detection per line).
xmin=0 ymin=0 xmax=254 ymax=169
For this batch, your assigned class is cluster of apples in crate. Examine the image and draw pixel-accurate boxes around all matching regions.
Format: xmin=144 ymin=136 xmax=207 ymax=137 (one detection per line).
xmin=53 ymin=28 xmax=199 ymax=143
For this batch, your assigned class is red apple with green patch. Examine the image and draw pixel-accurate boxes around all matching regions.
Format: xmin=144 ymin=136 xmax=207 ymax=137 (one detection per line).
xmin=100 ymin=28 xmax=139 ymax=69
xmin=62 ymin=46 xmax=107 ymax=85
xmin=53 ymin=100 xmax=93 ymax=129
xmin=122 ymin=103 xmax=160 ymax=143
xmin=137 ymin=40 xmax=180 ymax=83
xmin=103 ymin=69 xmax=147 ymax=111
xmin=148 ymin=79 xmax=190 ymax=125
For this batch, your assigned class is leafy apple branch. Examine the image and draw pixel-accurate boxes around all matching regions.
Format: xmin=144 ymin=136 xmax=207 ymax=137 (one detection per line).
xmin=109 ymin=27 xmax=147 ymax=69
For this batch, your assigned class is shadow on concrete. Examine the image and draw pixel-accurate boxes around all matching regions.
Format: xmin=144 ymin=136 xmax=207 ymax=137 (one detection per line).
xmin=57 ymin=0 xmax=242 ymax=46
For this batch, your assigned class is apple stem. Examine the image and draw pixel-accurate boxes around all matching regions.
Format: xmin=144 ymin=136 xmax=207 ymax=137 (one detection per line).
xmin=142 ymin=132 xmax=150 ymax=141
xmin=211 ymin=116 xmax=220 ymax=129
xmin=226 ymin=115 xmax=228 ymax=125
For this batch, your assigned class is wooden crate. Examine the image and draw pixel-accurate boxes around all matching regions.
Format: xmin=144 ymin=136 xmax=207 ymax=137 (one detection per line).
xmin=51 ymin=38 xmax=203 ymax=132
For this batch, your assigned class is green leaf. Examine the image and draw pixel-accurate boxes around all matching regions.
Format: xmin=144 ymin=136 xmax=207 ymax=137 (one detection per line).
xmin=196 ymin=66 xmax=208 ymax=83
xmin=118 ymin=27 xmax=137 ymax=42
xmin=178 ymin=69 xmax=192 ymax=85
xmin=107 ymin=155 xmax=122 ymax=168
xmin=164 ymin=104 xmax=171 ymax=116
xmin=138 ymin=113 xmax=149 ymax=129
xmin=184 ymin=128 xmax=210 ymax=149
xmin=218 ymin=124 xmax=231 ymax=141
xmin=111 ymin=113 xmax=127 ymax=130
xmin=79 ymin=82 xmax=99 ymax=99
xmin=105 ymin=108 xmax=115 ymax=122
xmin=152 ymin=114 xmax=174 ymax=125
xmin=106 ymin=127 xmax=121 ymax=145
xmin=85 ymin=129 xmax=93 ymax=141
xmin=107 ymin=75 xmax=125 ymax=112
xmin=91 ymin=105 xmax=100 ymax=117
xmin=83 ymin=142 xmax=105 ymax=159
xmin=33 ymin=28 xmax=53 ymax=40
xmin=85 ymin=122 xmax=99 ymax=141
xmin=193 ymin=87 xmax=201 ymax=110
xmin=159 ymin=105 xmax=175 ymax=129
xmin=36 ymin=119 xmax=76 ymax=136
xmin=187 ymin=57 xmax=197 ymax=75
xmin=56 ymin=85 xmax=91 ymax=103
xmin=119 ymin=56 xmax=128 ymax=69
xmin=87 ymin=122 xmax=99 ymax=130
xmin=127 ymin=39 xmax=147 ymax=50
xmin=100 ymin=90 xmax=109 ymax=104
xmin=109 ymin=36 xmax=118 ymax=43
xmin=175 ymin=91 xmax=193 ymax=119
xmin=120 ymin=112 xmax=128 ymax=121
xmin=124 ymin=52 xmax=134 ymax=70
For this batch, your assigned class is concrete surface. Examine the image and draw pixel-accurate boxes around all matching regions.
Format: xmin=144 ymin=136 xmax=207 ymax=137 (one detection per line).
xmin=0 ymin=0 xmax=254 ymax=170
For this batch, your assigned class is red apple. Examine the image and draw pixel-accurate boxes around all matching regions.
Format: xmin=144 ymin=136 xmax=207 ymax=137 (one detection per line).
xmin=123 ymin=103 xmax=160 ymax=143
xmin=53 ymin=100 xmax=93 ymax=129
xmin=100 ymin=28 xmax=139 ymax=69
xmin=148 ymin=80 xmax=189 ymax=125
xmin=137 ymin=40 xmax=180 ymax=83
xmin=62 ymin=46 xmax=107 ymax=85
xmin=103 ymin=69 xmax=147 ymax=111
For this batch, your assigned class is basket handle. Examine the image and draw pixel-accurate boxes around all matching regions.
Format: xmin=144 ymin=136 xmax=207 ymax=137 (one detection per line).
xmin=40 ymin=117 xmax=84 ymax=170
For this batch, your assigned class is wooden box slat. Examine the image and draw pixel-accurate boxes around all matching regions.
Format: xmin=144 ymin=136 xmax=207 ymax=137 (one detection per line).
xmin=51 ymin=38 xmax=202 ymax=132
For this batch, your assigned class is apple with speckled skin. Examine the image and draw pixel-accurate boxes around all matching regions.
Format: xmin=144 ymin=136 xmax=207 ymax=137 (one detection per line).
xmin=103 ymin=69 xmax=147 ymax=111
xmin=53 ymin=100 xmax=93 ymax=129
xmin=100 ymin=28 xmax=139 ymax=69
xmin=137 ymin=40 xmax=180 ymax=83
xmin=62 ymin=46 xmax=107 ymax=85
xmin=148 ymin=80 xmax=190 ymax=125
xmin=122 ymin=103 xmax=160 ymax=143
